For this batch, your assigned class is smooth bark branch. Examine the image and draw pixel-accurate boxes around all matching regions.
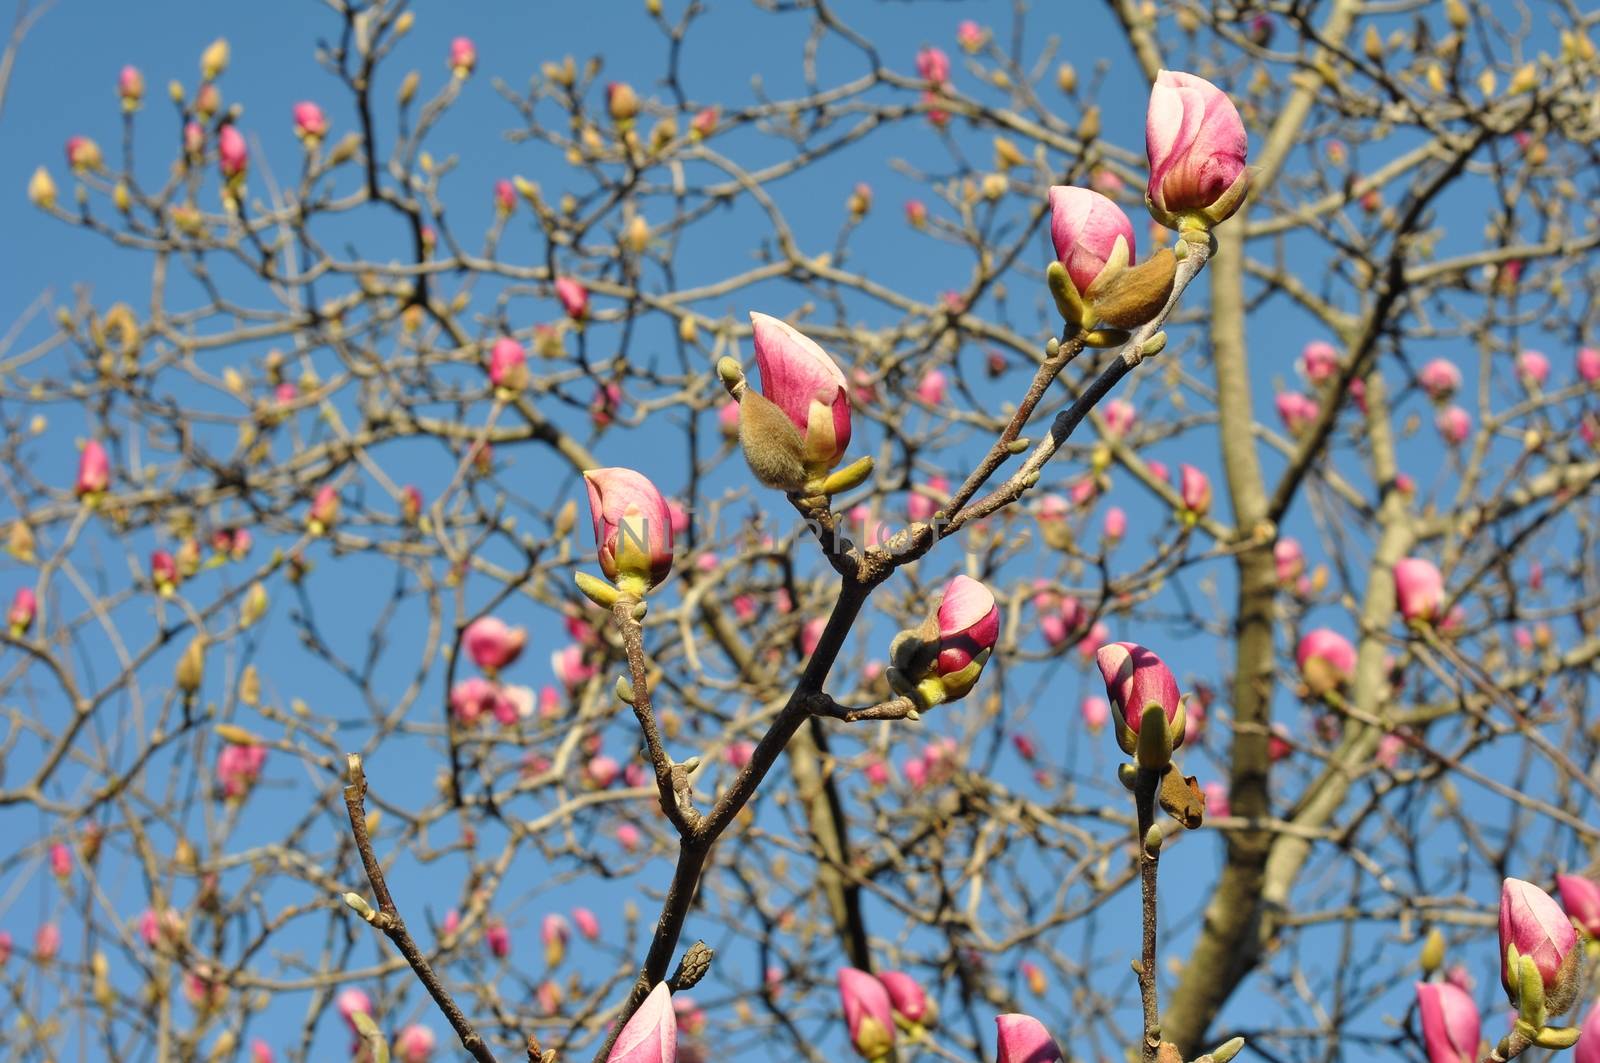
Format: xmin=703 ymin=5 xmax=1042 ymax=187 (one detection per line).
xmin=341 ymin=754 xmax=500 ymax=1063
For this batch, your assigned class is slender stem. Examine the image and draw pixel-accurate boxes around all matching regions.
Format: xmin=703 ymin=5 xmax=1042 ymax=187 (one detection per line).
xmin=1135 ymin=768 xmax=1163 ymax=1063
xmin=342 ymin=754 xmax=500 ymax=1063
xmin=611 ymin=596 xmax=701 ymax=835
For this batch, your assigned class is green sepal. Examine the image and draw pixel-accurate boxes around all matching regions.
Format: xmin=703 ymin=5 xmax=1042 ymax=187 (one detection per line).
xmin=575 ymin=570 xmax=621 ymax=609
xmin=1530 ymin=1025 xmax=1581 ymax=1050
xmin=1045 ymin=260 xmax=1085 ymax=328
xmin=816 ymin=455 xmax=874 ymax=496
xmin=1136 ymin=702 xmax=1174 ymax=771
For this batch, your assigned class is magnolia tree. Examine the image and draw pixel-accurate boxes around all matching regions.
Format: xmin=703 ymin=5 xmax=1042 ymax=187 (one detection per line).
xmin=3 ymin=1 xmax=1600 ymax=1061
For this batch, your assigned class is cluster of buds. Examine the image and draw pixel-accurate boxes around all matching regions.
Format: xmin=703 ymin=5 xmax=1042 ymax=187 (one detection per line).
xmin=886 ymin=576 xmax=1000 ymax=712
xmin=838 ymin=968 xmax=937 ymax=1059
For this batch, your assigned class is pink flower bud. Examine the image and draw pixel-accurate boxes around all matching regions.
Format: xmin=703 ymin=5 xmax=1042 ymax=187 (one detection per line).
xmin=65 ymin=136 xmax=103 ymax=173
xmin=336 ymin=987 xmax=373 ymax=1030
xmin=1144 ymin=71 xmax=1249 ymax=227
xmin=542 ymin=912 xmax=570 ymax=967
xmin=1096 ymin=642 xmax=1181 ymax=736
xmin=493 ymin=178 xmax=516 ymax=216
xmin=1295 ymin=628 xmax=1356 ymax=694
xmin=690 ymin=106 xmax=719 ymax=140
xmin=1202 ymin=781 xmax=1230 ymax=818
xmin=485 ymin=919 xmax=511 ymax=959
xmin=616 ymin=823 xmax=641 ymax=851
xmin=717 ymin=401 xmax=740 ymax=438
xmin=995 ymin=1013 xmax=1062 ymax=1063
xmin=464 ymin=616 xmax=527 ymax=673
xmin=449 ymin=677 xmax=495 ymax=724
xmin=1435 ymin=405 xmax=1471 ymax=447
xmin=748 ymin=311 xmax=853 ymax=473
xmin=1578 ymin=347 xmax=1600 ymax=384
xmin=556 ymin=276 xmax=589 ymax=321
xmin=1274 ymin=538 xmax=1305 ymax=584
xmin=118 ymin=66 xmax=145 ymax=108
xmin=879 ymin=971 xmax=932 ymax=1025
xmin=1080 ymin=696 xmax=1109 ymax=732
xmin=838 ymin=968 xmax=894 ymax=1059
xmin=904 ymin=198 xmax=928 ymax=227
xmin=936 ymin=575 xmax=1000 ymax=675
xmin=551 ymin=644 xmax=595 ymax=690
xmin=1048 ymin=186 xmax=1136 ymax=298
xmin=292 ymin=101 xmax=328 ymax=141
xmin=1419 ymin=359 xmax=1462 ymax=402
xmin=395 ymin=1024 xmax=437 ymax=1063
xmin=1575 ymin=1005 xmax=1600 ymax=1063
xmin=77 ymin=439 xmax=110 ymax=497
xmin=486 ymin=336 xmax=528 ymax=392
xmin=957 ymin=20 xmax=987 ymax=52
xmin=1499 ymin=877 xmax=1580 ymax=1013
xmin=448 ymin=37 xmax=477 ymax=77
xmin=1557 ymin=874 xmax=1600 ymax=939
xmin=1103 ymin=399 xmax=1136 ymax=437
xmin=1515 ymin=349 xmax=1549 ymax=390
xmin=216 ymin=742 xmax=267 ymax=799
xmin=1376 ymin=732 xmax=1406 ymax=769
xmin=1393 ymin=558 xmax=1444 ymax=624
xmin=586 ymin=755 xmax=620 ymax=789
xmin=1416 ymin=982 xmax=1480 ymax=1063
xmin=608 ymin=982 xmax=677 ymax=1063
xmin=218 ymin=125 xmax=248 ymax=180
xmin=916 ymin=368 xmax=948 ymax=406
xmin=1275 ymin=391 xmax=1318 ymax=436
xmin=48 ymin=841 xmax=71 ymax=879
xmin=1300 ymin=341 xmax=1340 ymax=383
xmin=573 ymin=907 xmax=601 ymax=941
xmin=9 ymin=586 xmax=36 ymax=636
xmin=1103 ymin=506 xmax=1127 ymax=544
xmin=584 ymin=468 xmax=674 ymax=593
xmin=915 ymin=46 xmax=950 ymax=86
xmin=34 ymin=921 xmax=60 ymax=961
xmin=250 ymin=1039 xmax=273 ymax=1063
xmin=1179 ymin=464 xmax=1211 ymax=516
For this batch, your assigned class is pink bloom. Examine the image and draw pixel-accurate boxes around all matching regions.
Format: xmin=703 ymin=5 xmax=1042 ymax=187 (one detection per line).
xmin=995 ymin=1013 xmax=1062 ymax=1063
xmin=1557 ymin=874 xmax=1600 ymax=938
xmin=250 ymin=1040 xmax=273 ymax=1063
xmin=1144 ymin=71 xmax=1249 ymax=226
xmin=1435 ymin=405 xmax=1471 ymax=447
xmin=34 ymin=922 xmax=61 ymax=961
xmin=673 ymin=996 xmax=706 ymax=1036
xmin=936 ymin=575 xmax=1000 ymax=675
xmin=1147 ymin=459 xmax=1170 ymax=483
xmin=336 ymin=987 xmax=373 ymax=1030
xmin=1300 ymin=341 xmax=1340 ymax=384
xmin=1274 ymin=538 xmax=1305 ymax=584
xmin=1296 ymin=628 xmax=1357 ymax=694
xmin=1275 ymin=391 xmax=1319 ymax=435
xmin=916 ymin=368 xmax=948 ymax=405
xmin=956 ymin=20 xmax=986 ymax=52
xmin=464 ymin=616 xmax=528 ymax=673
xmin=449 ymin=677 xmax=496 ymax=724
xmin=690 ymin=106 xmax=719 ymax=139
xmin=1096 ymin=642 xmax=1182 ymax=734
xmin=448 ymin=37 xmax=477 ymax=77
xmin=1048 ymin=186 xmax=1136 ymax=298
xmin=616 ymin=823 xmax=641 ymax=852
xmin=118 ymin=65 xmax=144 ymax=107
xmin=218 ymin=125 xmax=248 ymax=179
xmin=585 ymin=468 xmax=675 ymax=592
xmin=1376 ymin=732 xmax=1406 ymax=769
xmin=717 ymin=400 xmax=740 ymax=438
xmin=1103 ymin=506 xmax=1127 ymax=544
xmin=838 ymin=968 xmax=894 ymax=1059
xmin=1076 ymin=621 xmax=1109 ymax=662
xmin=916 ymin=46 xmax=950 ymax=86
xmin=1393 ymin=558 xmax=1445 ymax=624
xmin=555 ymin=277 xmax=590 ymax=321
xmin=1202 ymin=781 xmax=1230 ymax=818
xmin=494 ymin=178 xmax=516 ymax=215
xmin=748 ymin=311 xmax=853 ymax=472
xmin=9 ymin=586 xmax=36 ymax=635
xmin=1577 ymin=347 xmax=1600 ymax=384
xmin=1576 ymin=1005 xmax=1600 ymax=1063
xmin=1103 ymin=399 xmax=1136 ymax=437
xmin=486 ymin=919 xmax=511 ymax=959
xmin=725 ymin=741 xmax=755 ymax=770
xmin=1419 ymin=359 xmax=1462 ymax=401
xmin=865 ymin=758 xmax=890 ymax=788
xmin=395 ymin=1024 xmax=437 ymax=1063
xmin=216 ymin=743 xmax=267 ymax=799
xmin=799 ymin=616 xmax=828 ymax=658
xmin=1012 ymin=733 xmax=1037 ymax=761
xmin=310 ymin=484 xmax=340 ymax=529
xmin=77 ymin=439 xmax=110 ymax=497
xmin=543 ymin=912 xmax=570 ymax=966
xmin=904 ymin=199 xmax=928 ymax=227
xmin=493 ymin=684 xmax=534 ymax=726
xmin=292 ymin=101 xmax=328 ymax=141
xmin=65 ymin=136 xmax=102 ymax=172
xmin=488 ymin=336 xmax=527 ymax=391
xmin=609 ymin=982 xmax=677 ymax=1063
xmin=1499 ymin=877 xmax=1579 ymax=1011
xmin=1179 ymin=464 xmax=1211 ymax=516
xmin=586 ymin=755 xmax=620 ymax=789
xmin=1080 ymin=696 xmax=1109 ymax=732
xmin=573 ymin=907 xmax=601 ymax=941
xmin=1515 ymin=350 xmax=1549 ymax=390
xmin=879 ymin=971 xmax=931 ymax=1025
xmin=48 ymin=842 xmax=71 ymax=879
xmin=1416 ymin=982 xmax=1480 ymax=1063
